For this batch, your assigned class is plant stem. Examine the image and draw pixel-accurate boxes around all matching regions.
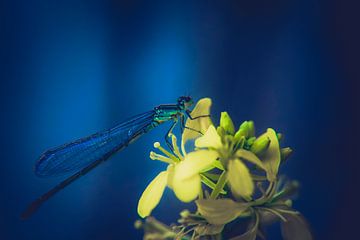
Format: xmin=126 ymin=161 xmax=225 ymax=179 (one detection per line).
xmin=210 ymin=171 xmax=227 ymax=199
xmin=200 ymin=174 xmax=227 ymax=194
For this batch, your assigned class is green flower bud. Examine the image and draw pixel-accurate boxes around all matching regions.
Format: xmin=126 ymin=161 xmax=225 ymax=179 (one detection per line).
xmin=247 ymin=121 xmax=255 ymax=137
xmin=284 ymin=199 xmax=293 ymax=207
xmin=134 ymin=220 xmax=143 ymax=229
xmin=180 ymin=209 xmax=190 ymax=218
xmin=234 ymin=128 xmax=247 ymax=142
xmin=238 ymin=121 xmax=249 ymax=137
xmin=237 ymin=120 xmax=255 ymax=138
xmin=247 ymin=137 xmax=256 ymax=145
xmin=223 ymin=135 xmax=235 ymax=149
xmin=250 ymin=135 xmax=271 ymax=156
xmin=220 ymin=112 xmax=235 ymax=135
xmin=217 ymin=126 xmax=226 ymax=138
xmin=281 ymin=147 xmax=293 ymax=163
xmin=234 ymin=135 xmax=245 ymax=150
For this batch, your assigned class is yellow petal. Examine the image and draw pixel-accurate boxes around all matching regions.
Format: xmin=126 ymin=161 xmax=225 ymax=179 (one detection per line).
xmin=220 ymin=112 xmax=235 ymax=135
xmin=166 ymin=164 xmax=175 ymax=189
xmin=172 ymin=173 xmax=201 ymax=202
xmin=196 ymin=199 xmax=249 ymax=225
xmin=181 ymin=98 xmax=212 ymax=154
xmin=260 ymin=128 xmax=281 ymax=181
xmin=235 ymin=149 xmax=266 ymax=171
xmin=227 ymin=159 xmax=254 ymax=199
xmin=195 ymin=125 xmax=222 ymax=149
xmin=137 ymin=171 xmax=168 ymax=218
xmin=174 ymin=150 xmax=218 ymax=181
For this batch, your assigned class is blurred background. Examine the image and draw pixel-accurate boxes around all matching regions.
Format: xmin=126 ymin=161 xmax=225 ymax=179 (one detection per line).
xmin=1 ymin=0 xmax=359 ymax=239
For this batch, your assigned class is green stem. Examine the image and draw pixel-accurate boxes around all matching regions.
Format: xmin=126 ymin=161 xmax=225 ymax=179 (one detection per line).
xmin=200 ymin=174 xmax=227 ymax=195
xmin=210 ymin=171 xmax=227 ymax=199
xmin=250 ymin=180 xmax=277 ymax=207
xmin=256 ymin=207 xmax=287 ymax=222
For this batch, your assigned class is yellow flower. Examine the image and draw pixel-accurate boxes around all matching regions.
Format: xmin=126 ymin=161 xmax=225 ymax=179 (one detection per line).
xmin=194 ymin=125 xmax=266 ymax=199
xmin=172 ymin=149 xmax=219 ymax=201
xmin=181 ymin=98 xmax=213 ymax=155
xmin=137 ymin=98 xmax=213 ymax=218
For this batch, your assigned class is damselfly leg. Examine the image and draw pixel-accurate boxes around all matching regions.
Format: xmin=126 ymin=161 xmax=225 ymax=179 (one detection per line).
xmin=165 ymin=118 xmax=178 ymax=152
xmin=185 ymin=110 xmax=211 ymax=120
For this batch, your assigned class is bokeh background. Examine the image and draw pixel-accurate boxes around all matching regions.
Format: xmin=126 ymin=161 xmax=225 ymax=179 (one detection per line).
xmin=1 ymin=0 xmax=359 ymax=239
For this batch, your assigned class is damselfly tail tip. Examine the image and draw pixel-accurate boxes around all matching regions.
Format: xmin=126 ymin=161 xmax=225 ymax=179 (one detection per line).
xmin=20 ymin=199 xmax=42 ymax=220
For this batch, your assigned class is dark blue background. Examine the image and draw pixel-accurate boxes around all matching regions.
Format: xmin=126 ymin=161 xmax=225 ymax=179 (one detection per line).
xmin=1 ymin=0 xmax=359 ymax=239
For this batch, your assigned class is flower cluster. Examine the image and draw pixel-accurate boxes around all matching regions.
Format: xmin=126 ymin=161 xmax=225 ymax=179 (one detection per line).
xmin=136 ymin=98 xmax=312 ymax=240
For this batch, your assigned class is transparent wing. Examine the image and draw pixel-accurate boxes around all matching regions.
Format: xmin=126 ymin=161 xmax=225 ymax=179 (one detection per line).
xmin=35 ymin=111 xmax=156 ymax=177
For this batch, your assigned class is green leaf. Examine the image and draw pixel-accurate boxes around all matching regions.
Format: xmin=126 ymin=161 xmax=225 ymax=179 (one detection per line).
xmin=195 ymin=224 xmax=224 ymax=236
xmin=236 ymin=149 xmax=266 ymax=171
xmin=281 ymin=213 xmax=313 ymax=240
xmin=259 ymin=128 xmax=281 ymax=181
xmin=196 ymin=198 xmax=249 ymax=225
xmin=229 ymin=211 xmax=259 ymax=240
xmin=220 ymin=112 xmax=235 ymax=135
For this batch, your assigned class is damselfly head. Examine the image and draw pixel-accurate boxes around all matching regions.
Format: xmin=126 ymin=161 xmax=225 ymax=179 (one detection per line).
xmin=177 ymin=96 xmax=193 ymax=110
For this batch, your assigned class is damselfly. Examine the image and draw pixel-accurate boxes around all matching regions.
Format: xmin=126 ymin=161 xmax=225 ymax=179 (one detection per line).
xmin=21 ymin=96 xmax=207 ymax=219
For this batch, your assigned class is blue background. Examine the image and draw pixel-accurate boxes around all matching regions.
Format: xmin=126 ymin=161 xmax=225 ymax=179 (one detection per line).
xmin=1 ymin=0 xmax=359 ymax=239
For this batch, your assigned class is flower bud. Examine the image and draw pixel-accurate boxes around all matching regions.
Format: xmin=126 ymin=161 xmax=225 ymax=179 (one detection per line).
xmin=234 ymin=128 xmax=247 ymax=143
xmin=216 ymin=126 xmax=226 ymax=138
xmin=220 ymin=112 xmax=235 ymax=135
xmin=134 ymin=220 xmax=143 ymax=229
xmin=281 ymin=147 xmax=293 ymax=163
xmin=284 ymin=199 xmax=293 ymax=207
xmin=247 ymin=121 xmax=255 ymax=137
xmin=250 ymin=135 xmax=271 ymax=156
xmin=246 ymin=137 xmax=256 ymax=146
xmin=237 ymin=120 xmax=255 ymax=138
xmin=180 ymin=209 xmax=190 ymax=218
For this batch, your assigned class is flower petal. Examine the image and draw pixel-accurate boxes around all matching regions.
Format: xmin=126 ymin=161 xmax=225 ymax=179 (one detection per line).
xmin=137 ymin=171 xmax=168 ymax=218
xmin=259 ymin=128 xmax=281 ymax=181
xmin=166 ymin=164 xmax=175 ymax=189
xmin=195 ymin=125 xmax=222 ymax=149
xmin=196 ymin=198 xmax=249 ymax=225
xmin=235 ymin=149 xmax=266 ymax=171
xmin=174 ymin=150 xmax=218 ymax=180
xmin=181 ymin=98 xmax=212 ymax=154
xmin=220 ymin=112 xmax=235 ymax=135
xmin=172 ymin=174 xmax=201 ymax=202
xmin=227 ymin=159 xmax=254 ymax=199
